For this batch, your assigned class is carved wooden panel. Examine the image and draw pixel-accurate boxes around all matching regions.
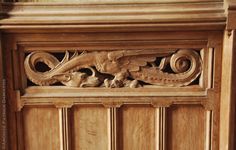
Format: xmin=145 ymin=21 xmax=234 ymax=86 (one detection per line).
xmin=166 ymin=105 xmax=209 ymax=150
xmin=22 ymin=107 xmax=60 ymax=150
xmin=71 ymin=105 xmax=109 ymax=150
xmin=1 ymin=0 xmax=236 ymax=148
xmin=1 ymin=30 xmax=223 ymax=150
xmin=117 ymin=105 xmax=156 ymax=150
xmin=24 ymin=49 xmax=202 ymax=88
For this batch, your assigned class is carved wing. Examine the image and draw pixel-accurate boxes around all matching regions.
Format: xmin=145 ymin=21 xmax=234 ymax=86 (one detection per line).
xmin=108 ymin=50 xmax=174 ymax=72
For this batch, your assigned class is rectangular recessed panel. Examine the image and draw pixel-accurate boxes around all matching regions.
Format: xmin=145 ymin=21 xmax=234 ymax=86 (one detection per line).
xmin=22 ymin=107 xmax=60 ymax=150
xmin=167 ymin=105 xmax=206 ymax=150
xmin=117 ymin=105 xmax=156 ymax=150
xmin=71 ymin=105 xmax=109 ymax=150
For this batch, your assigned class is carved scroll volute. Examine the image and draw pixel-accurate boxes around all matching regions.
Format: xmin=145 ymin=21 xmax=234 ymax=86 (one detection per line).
xmin=169 ymin=49 xmax=202 ymax=86
xmin=24 ymin=49 xmax=202 ymax=88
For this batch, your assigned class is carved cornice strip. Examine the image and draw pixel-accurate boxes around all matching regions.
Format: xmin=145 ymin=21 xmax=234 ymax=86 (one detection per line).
xmin=24 ymin=49 xmax=202 ymax=88
xmin=0 ymin=2 xmax=225 ymax=31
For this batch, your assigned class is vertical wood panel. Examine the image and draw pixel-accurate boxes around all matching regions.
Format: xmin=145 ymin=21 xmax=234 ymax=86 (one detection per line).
xmin=205 ymin=110 xmax=213 ymax=150
xmin=71 ymin=105 xmax=109 ymax=150
xmin=166 ymin=105 xmax=206 ymax=150
xmin=156 ymin=107 xmax=166 ymax=150
xmin=0 ymin=34 xmax=3 ymax=150
xmin=117 ymin=105 xmax=156 ymax=150
xmin=220 ymin=30 xmax=236 ymax=150
xmin=234 ymin=31 xmax=236 ymax=150
xmin=59 ymin=108 xmax=71 ymax=150
xmin=22 ymin=107 xmax=60 ymax=150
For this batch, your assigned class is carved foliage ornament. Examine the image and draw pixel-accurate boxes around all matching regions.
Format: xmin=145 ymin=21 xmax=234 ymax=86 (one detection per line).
xmin=24 ymin=49 xmax=202 ymax=88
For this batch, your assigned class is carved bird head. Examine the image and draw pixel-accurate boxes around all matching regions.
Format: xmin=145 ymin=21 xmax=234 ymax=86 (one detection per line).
xmin=52 ymin=72 xmax=88 ymax=87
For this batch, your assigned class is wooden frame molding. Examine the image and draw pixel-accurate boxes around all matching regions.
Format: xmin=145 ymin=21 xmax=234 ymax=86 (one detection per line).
xmin=220 ymin=30 xmax=236 ymax=150
xmin=227 ymin=2 xmax=236 ymax=30
xmin=0 ymin=1 xmax=226 ymax=32
xmin=155 ymin=107 xmax=166 ymax=150
xmin=58 ymin=107 xmax=71 ymax=150
xmin=0 ymin=33 xmax=7 ymax=150
xmin=1 ymin=0 xmax=236 ymax=150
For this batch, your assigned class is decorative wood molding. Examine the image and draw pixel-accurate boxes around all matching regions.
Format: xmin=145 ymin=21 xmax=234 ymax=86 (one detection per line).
xmin=24 ymin=49 xmax=202 ymax=88
xmin=0 ymin=1 xmax=231 ymax=149
xmin=151 ymin=101 xmax=172 ymax=108
xmin=227 ymin=2 xmax=236 ymax=30
xmin=0 ymin=33 xmax=6 ymax=150
xmin=58 ymin=108 xmax=70 ymax=150
xmin=205 ymin=110 xmax=213 ymax=150
xmin=220 ymin=30 xmax=236 ymax=150
xmin=8 ymin=0 xmax=225 ymax=4
xmin=108 ymin=107 xmax=117 ymax=150
xmin=155 ymin=107 xmax=166 ymax=150
xmin=102 ymin=102 xmax=123 ymax=108
xmin=0 ymin=2 xmax=226 ymax=32
xmin=54 ymin=102 xmax=74 ymax=108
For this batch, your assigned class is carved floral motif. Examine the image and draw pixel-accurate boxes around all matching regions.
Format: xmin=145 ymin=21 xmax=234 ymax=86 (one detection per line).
xmin=24 ymin=49 xmax=202 ymax=88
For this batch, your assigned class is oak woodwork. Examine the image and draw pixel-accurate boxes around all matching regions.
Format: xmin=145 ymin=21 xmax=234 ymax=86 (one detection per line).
xmin=0 ymin=0 xmax=235 ymax=150
xmin=22 ymin=107 xmax=61 ymax=150
xmin=0 ymin=1 xmax=226 ymax=32
xmin=227 ymin=2 xmax=236 ymax=30
xmin=220 ymin=30 xmax=236 ymax=150
xmin=233 ymin=32 xmax=236 ymax=150
xmin=166 ymin=105 xmax=207 ymax=150
xmin=71 ymin=105 xmax=109 ymax=150
xmin=24 ymin=49 xmax=202 ymax=88
xmin=117 ymin=105 xmax=156 ymax=150
xmin=0 ymin=34 xmax=6 ymax=150
xmin=2 ymin=30 xmax=222 ymax=150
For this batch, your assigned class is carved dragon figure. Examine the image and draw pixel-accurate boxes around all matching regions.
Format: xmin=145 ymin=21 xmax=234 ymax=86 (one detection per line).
xmin=24 ymin=49 xmax=202 ymax=88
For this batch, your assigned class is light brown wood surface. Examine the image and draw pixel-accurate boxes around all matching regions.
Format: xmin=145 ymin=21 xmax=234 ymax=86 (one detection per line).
xmin=167 ymin=105 xmax=207 ymax=150
xmin=71 ymin=105 xmax=109 ymax=150
xmin=1 ymin=30 xmax=222 ymax=150
xmin=220 ymin=30 xmax=236 ymax=150
xmin=22 ymin=107 xmax=60 ymax=150
xmin=117 ymin=105 xmax=155 ymax=150
xmin=0 ymin=0 xmax=235 ymax=150
xmin=0 ymin=1 xmax=225 ymax=32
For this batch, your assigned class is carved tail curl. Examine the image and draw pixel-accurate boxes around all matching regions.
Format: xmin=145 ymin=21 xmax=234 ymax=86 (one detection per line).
xmin=130 ymin=49 xmax=202 ymax=87
xmin=24 ymin=51 xmax=57 ymax=85
xmin=24 ymin=51 xmax=94 ymax=86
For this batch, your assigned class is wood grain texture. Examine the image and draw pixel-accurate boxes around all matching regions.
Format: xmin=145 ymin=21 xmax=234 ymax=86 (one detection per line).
xmin=0 ymin=34 xmax=2 ymax=150
xmin=220 ymin=30 xmax=235 ymax=150
xmin=0 ymin=34 xmax=5 ymax=150
xmin=166 ymin=105 xmax=206 ymax=150
xmin=234 ymin=31 xmax=236 ymax=150
xmin=2 ymin=28 xmax=223 ymax=149
xmin=117 ymin=105 xmax=156 ymax=150
xmin=71 ymin=105 xmax=109 ymax=150
xmin=22 ymin=107 xmax=60 ymax=150
xmin=0 ymin=1 xmax=228 ymax=147
xmin=227 ymin=2 xmax=236 ymax=30
xmin=0 ymin=2 xmax=225 ymax=32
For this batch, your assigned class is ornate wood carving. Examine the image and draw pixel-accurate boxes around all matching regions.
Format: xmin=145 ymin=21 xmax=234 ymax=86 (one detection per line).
xmin=24 ymin=49 xmax=202 ymax=88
